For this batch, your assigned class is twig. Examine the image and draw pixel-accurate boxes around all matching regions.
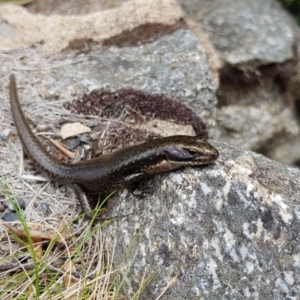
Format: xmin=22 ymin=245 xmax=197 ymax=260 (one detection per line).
xmin=49 ymin=138 xmax=75 ymax=159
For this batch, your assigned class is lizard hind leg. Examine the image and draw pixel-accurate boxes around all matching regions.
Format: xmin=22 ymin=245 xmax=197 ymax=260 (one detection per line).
xmin=72 ymin=183 xmax=95 ymax=219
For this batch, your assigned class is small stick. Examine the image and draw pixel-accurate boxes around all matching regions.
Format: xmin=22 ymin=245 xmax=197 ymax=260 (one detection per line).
xmin=49 ymin=138 xmax=75 ymax=159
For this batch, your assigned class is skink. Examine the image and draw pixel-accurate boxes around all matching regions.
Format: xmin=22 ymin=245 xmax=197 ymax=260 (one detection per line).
xmin=9 ymin=75 xmax=219 ymax=216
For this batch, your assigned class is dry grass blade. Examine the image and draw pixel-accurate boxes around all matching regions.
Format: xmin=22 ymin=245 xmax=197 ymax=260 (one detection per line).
xmin=0 ymin=214 xmax=125 ymax=299
xmin=0 ymin=0 xmax=34 ymax=5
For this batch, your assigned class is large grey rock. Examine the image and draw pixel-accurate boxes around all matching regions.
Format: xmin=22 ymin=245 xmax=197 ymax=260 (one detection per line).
xmin=37 ymin=28 xmax=216 ymax=121
xmin=179 ymin=0 xmax=300 ymax=165
xmin=215 ymin=81 xmax=300 ymax=153
xmin=180 ymin=0 xmax=294 ymax=66
xmin=104 ymin=141 xmax=300 ymax=299
xmin=0 ymin=0 xmax=183 ymax=53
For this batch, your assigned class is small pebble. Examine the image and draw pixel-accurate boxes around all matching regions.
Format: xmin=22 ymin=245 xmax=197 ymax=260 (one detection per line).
xmin=0 ymin=128 xmax=12 ymax=141
xmin=78 ymin=135 xmax=90 ymax=143
xmin=83 ymin=144 xmax=91 ymax=151
xmin=87 ymin=120 xmax=99 ymax=127
xmin=90 ymin=132 xmax=100 ymax=140
xmin=3 ymin=198 xmax=26 ymax=211
xmin=2 ymin=212 xmax=20 ymax=222
xmin=67 ymin=138 xmax=81 ymax=149
xmin=36 ymin=123 xmax=51 ymax=132
xmin=39 ymin=202 xmax=51 ymax=214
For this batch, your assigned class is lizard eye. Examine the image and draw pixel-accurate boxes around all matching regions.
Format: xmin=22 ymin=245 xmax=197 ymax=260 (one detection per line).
xmin=184 ymin=148 xmax=197 ymax=156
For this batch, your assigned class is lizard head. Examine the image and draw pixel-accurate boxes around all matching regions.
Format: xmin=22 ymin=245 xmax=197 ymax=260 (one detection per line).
xmin=143 ymin=136 xmax=219 ymax=174
xmin=165 ymin=137 xmax=219 ymax=165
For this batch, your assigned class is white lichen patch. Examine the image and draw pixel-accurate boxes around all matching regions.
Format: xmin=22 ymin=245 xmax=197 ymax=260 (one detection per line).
xmin=239 ymin=244 xmax=249 ymax=260
xmin=206 ymin=257 xmax=221 ymax=290
xmin=212 ymin=220 xmax=239 ymax=262
xmin=212 ymin=219 xmax=225 ymax=233
xmin=246 ymin=182 xmax=255 ymax=197
xmin=121 ymin=221 xmax=131 ymax=245
xmin=292 ymin=253 xmax=300 ymax=268
xmin=222 ymin=177 xmax=232 ymax=198
xmin=245 ymin=261 xmax=254 ymax=274
xmin=200 ymin=182 xmax=212 ymax=195
xmin=139 ymin=243 xmax=147 ymax=257
xmin=223 ymin=228 xmax=239 ymax=262
xmin=210 ymin=237 xmax=223 ymax=262
xmin=179 ymin=233 xmax=188 ymax=248
xmin=170 ymin=203 xmax=187 ymax=226
xmin=213 ymin=172 xmax=231 ymax=211
xmin=235 ymin=187 xmax=255 ymax=208
xmin=143 ymin=226 xmax=150 ymax=240
xmin=284 ymin=271 xmax=294 ymax=286
xmin=271 ymin=194 xmax=293 ymax=224
xmin=187 ymin=190 xmax=197 ymax=209
xmin=236 ymin=165 xmax=253 ymax=176
xmin=242 ymin=218 xmax=264 ymax=240
xmin=244 ymin=287 xmax=251 ymax=297
xmin=214 ymin=190 xmax=224 ymax=211
xmin=275 ymin=277 xmax=289 ymax=293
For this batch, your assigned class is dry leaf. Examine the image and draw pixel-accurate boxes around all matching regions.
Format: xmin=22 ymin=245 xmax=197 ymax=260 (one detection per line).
xmin=3 ymin=223 xmax=72 ymax=244
xmin=61 ymin=122 xmax=91 ymax=139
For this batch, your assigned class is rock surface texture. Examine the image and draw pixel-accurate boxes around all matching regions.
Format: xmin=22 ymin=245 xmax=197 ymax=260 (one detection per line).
xmin=182 ymin=0 xmax=294 ymax=65
xmin=0 ymin=0 xmax=300 ymax=299
xmin=105 ymin=141 xmax=300 ymax=299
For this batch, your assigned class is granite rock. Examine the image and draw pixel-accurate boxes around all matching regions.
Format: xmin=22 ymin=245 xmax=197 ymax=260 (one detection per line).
xmin=180 ymin=0 xmax=294 ymax=66
xmin=104 ymin=141 xmax=300 ymax=299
